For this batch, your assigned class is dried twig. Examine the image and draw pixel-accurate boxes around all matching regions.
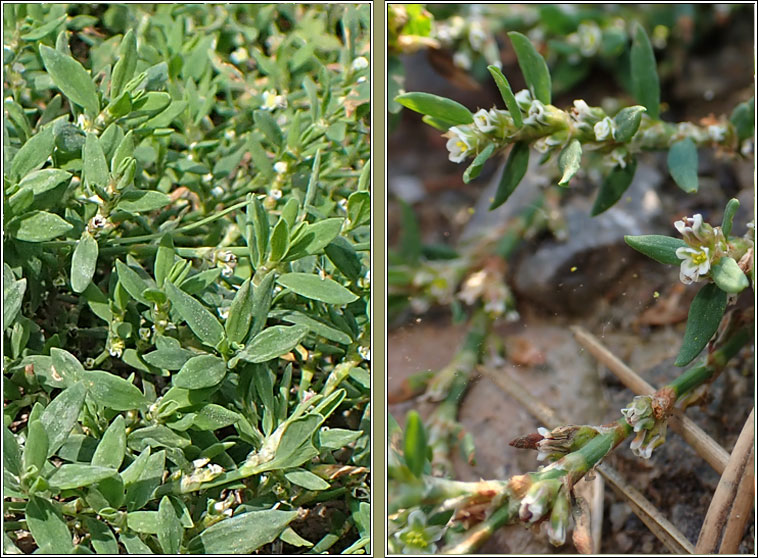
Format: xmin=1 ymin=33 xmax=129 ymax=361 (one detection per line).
xmin=477 ymin=364 xmax=694 ymax=554
xmin=571 ymin=326 xmax=730 ymax=474
xmin=695 ymin=407 xmax=755 ymax=553
xmin=718 ymin=447 xmax=754 ymax=554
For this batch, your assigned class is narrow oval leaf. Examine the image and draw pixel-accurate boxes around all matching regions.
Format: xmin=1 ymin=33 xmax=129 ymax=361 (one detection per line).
xmin=83 ymin=370 xmax=148 ymax=411
xmin=557 ymin=138 xmax=582 ymax=186
xmin=630 ymin=22 xmax=660 ymax=120
xmin=613 ymin=105 xmax=646 ymax=143
xmin=710 ymin=256 xmax=749 ymax=294
xmin=187 ymin=508 xmax=298 ymax=554
xmin=115 ymin=190 xmax=171 ymax=213
xmin=270 ymin=309 xmax=353 ymax=345
xmin=173 ymin=355 xmax=227 ymax=390
xmin=490 ymin=141 xmax=530 ymax=210
xmin=268 ymin=218 xmax=290 ymax=263
xmin=238 ymin=325 xmax=309 ymax=364
xmin=508 ymin=31 xmax=552 ymax=105
xmin=18 ymin=168 xmax=72 ymax=195
xmin=667 ymin=138 xmax=699 ymax=193
xmin=115 ymin=260 xmax=151 ymax=305
xmin=83 ymin=518 xmax=119 ymax=555
xmin=192 ymin=404 xmax=242 ymax=431
xmin=23 ymin=419 xmax=49 ymax=474
xmin=39 ymin=44 xmax=99 ymax=116
xmin=729 ymin=97 xmax=754 ymax=142
xmin=675 ymin=283 xmax=728 ymax=366
xmin=10 ymin=125 xmax=56 ymax=180
xmin=591 ymin=158 xmax=638 ymax=216
xmin=71 ymin=232 xmax=98 ymax=293
xmin=285 ymin=469 xmax=330 ymax=491
xmin=404 ymin=410 xmax=427 ymax=478
xmin=624 ymin=235 xmax=686 ymax=265
xmin=84 ymin=132 xmax=109 ymax=188
xmin=40 ymin=382 xmax=87 ymax=457
xmin=48 ymin=464 xmax=118 ymax=490
xmin=394 ymin=92 xmax=473 ymax=125
xmin=277 ymin=273 xmax=358 ymax=305
xmin=111 ymin=29 xmax=137 ymax=99
xmin=165 ymin=281 xmax=225 ymax=347
xmin=487 ymin=65 xmax=523 ymax=127
xmin=225 ymin=279 xmax=254 ymax=344
xmin=346 ymin=191 xmax=370 ymax=229
xmin=7 ymin=210 xmax=73 ymax=242
xmin=463 ymin=143 xmax=495 ymax=184
xmin=142 ymin=347 xmax=195 ymax=370
xmin=26 ymin=495 xmax=74 ymax=554
xmin=157 ymin=496 xmax=183 ymax=555
xmin=92 ymin=415 xmax=126 ymax=469
xmin=285 ymin=218 xmax=344 ymax=260
xmin=721 ymin=198 xmax=740 ymax=238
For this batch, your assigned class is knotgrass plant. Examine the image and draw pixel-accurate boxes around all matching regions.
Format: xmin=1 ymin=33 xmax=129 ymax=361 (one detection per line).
xmin=389 ymin=18 xmax=753 ymax=553
xmin=3 ymin=4 xmax=370 ymax=554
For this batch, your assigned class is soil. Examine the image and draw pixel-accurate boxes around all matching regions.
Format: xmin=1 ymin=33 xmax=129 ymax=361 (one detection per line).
xmin=388 ymin=6 xmax=755 ymax=554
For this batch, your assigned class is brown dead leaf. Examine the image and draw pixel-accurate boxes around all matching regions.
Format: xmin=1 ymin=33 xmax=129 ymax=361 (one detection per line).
xmin=505 ymin=336 xmax=546 ymax=366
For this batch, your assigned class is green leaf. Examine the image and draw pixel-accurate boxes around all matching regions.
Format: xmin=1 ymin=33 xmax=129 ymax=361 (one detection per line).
xmin=250 ymin=195 xmax=270 ymax=267
xmin=270 ymin=309 xmax=353 ymax=345
xmin=245 ymin=414 xmax=323 ymax=473
xmin=40 ymin=382 xmax=87 ymax=457
xmin=463 ymin=143 xmax=495 ymax=184
xmin=124 ymin=450 xmax=166 ymax=510
xmin=70 ymin=232 xmax=98 ymax=293
xmin=10 ymin=126 xmax=55 ymax=181
xmin=166 ymin=281 xmax=225 ymax=348
xmin=119 ymin=533 xmax=154 ymax=554
xmin=394 ymin=92 xmax=473 ymax=125
xmin=404 ymin=410 xmax=427 ymax=478
xmin=346 ymin=190 xmax=370 ymax=229
xmin=710 ymin=256 xmax=749 ymax=294
xmin=225 ymin=279 xmax=254 ymax=344
xmin=187 ymin=508 xmax=298 ymax=554
xmin=721 ymin=198 xmax=740 ymax=238
xmin=50 ymin=348 xmax=84 ymax=385
xmin=3 ymin=270 xmax=26 ymax=327
xmin=508 ymin=31 xmax=552 ymax=105
xmin=487 ymin=65 xmax=523 ymax=127
xmin=277 ymin=273 xmax=358 ymax=305
xmin=115 ymin=190 xmax=171 ymax=213
xmin=111 ymin=130 xmax=135 ymax=174
xmin=91 ymin=415 xmax=126 ymax=469
xmin=490 ymin=141 xmax=530 ymax=210
xmin=285 ymin=218 xmax=344 ymax=260
xmin=667 ymin=138 xmax=698 ymax=193
xmin=142 ymin=347 xmax=194 ymax=370
xmin=83 ymin=370 xmax=148 ymax=411
xmin=84 ymin=132 xmax=109 ymax=188
xmin=173 ymin=354 xmax=227 ymax=390
xmin=624 ymin=234 xmax=686 ymax=265
xmin=675 ymin=283 xmax=727 ymax=366
xmin=26 ymin=495 xmax=74 ymax=554
xmin=115 ymin=259 xmax=151 ymax=305
xmin=613 ymin=105 xmax=646 ymax=143
xmin=591 ymin=158 xmax=638 ymax=216
xmin=4 ymin=424 xmax=23 ymax=477
xmin=285 ymin=469 xmax=330 ymax=491
xmin=630 ymin=22 xmax=660 ymax=120
xmin=48 ymin=464 xmax=118 ymax=490
xmin=192 ymin=404 xmax=242 ymax=431
xmin=237 ymin=325 xmax=309 ymax=364
xmin=319 ymin=427 xmax=362 ymax=449
xmin=250 ymin=270 xmax=276 ymax=338
xmin=325 ymin=237 xmax=362 ymax=281
xmin=39 ymin=44 xmax=99 ymax=116
xmin=23 ymin=418 xmax=49 ymax=474
xmin=154 ymin=234 xmax=175 ymax=288
xmin=557 ymin=139 xmax=582 ymax=186
xmin=157 ymin=496 xmax=183 ymax=554
xmin=729 ymin=97 xmax=754 ymax=142
xmin=17 ymin=169 xmax=71 ymax=196
xmin=268 ymin=217 xmax=290 ymax=263
xmin=83 ymin=518 xmax=119 ymax=555
xmin=7 ymin=210 xmax=73 ymax=242
xmin=111 ymin=29 xmax=137 ymax=99
xmin=279 ymin=527 xmax=313 ymax=548
xmin=254 ymin=109 xmax=284 ymax=147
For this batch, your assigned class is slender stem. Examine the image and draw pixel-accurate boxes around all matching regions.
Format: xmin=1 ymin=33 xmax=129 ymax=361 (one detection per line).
xmin=443 ymin=501 xmax=515 ymax=554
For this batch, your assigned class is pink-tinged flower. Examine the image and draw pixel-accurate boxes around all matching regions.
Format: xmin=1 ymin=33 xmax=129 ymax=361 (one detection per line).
xmin=675 ymin=245 xmax=711 ymax=284
xmin=593 ymin=116 xmax=613 ymax=141
xmin=674 ymin=213 xmax=706 ymax=242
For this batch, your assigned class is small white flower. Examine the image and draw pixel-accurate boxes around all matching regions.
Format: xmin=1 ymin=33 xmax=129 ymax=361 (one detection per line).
xmin=261 ymin=90 xmax=286 ymax=111
xmin=218 ymin=307 xmax=230 ymax=320
xmin=514 ymin=89 xmax=533 ymax=110
xmin=577 ymin=22 xmax=602 ymax=57
xmin=594 ymin=116 xmax=613 ymax=141
xmin=453 ymin=51 xmax=472 ymax=70
xmin=192 ymin=458 xmax=210 ymax=469
xmin=523 ymin=100 xmax=548 ymax=126
xmin=468 ymin=20 xmax=486 ymax=50
xmin=571 ymin=99 xmax=593 ymax=120
xmin=609 ymin=148 xmax=628 ymax=168
xmin=210 ymin=185 xmax=224 ymax=197
xmin=351 ymin=56 xmax=369 ymax=71
xmin=230 ymin=47 xmax=249 ymax=65
xmin=707 ymin=124 xmax=726 ymax=142
xmin=674 ymin=214 xmax=705 ymax=241
xmin=269 ymin=188 xmax=283 ymax=200
xmin=473 ymin=109 xmax=496 ymax=133
xmin=274 ymin=161 xmax=288 ymax=174
xmin=676 ymin=245 xmax=711 ymax=284
xmin=358 ymin=346 xmax=371 ymax=361
xmin=533 ymin=138 xmax=550 ymax=153
xmin=445 ymin=126 xmax=474 ymax=163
